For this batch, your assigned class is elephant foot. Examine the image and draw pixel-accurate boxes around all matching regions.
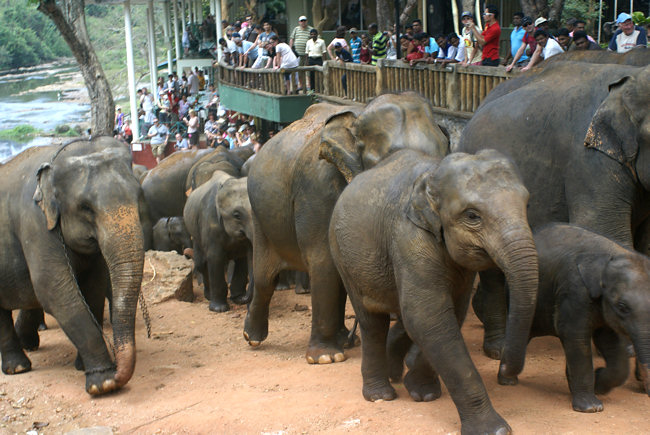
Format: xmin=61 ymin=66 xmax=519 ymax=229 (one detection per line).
xmin=17 ymin=328 xmax=40 ymax=352
xmin=362 ymin=379 xmax=397 ymax=402
xmin=404 ymin=368 xmax=441 ymax=402
xmin=85 ymin=367 xmax=118 ymax=396
xmin=294 ymin=284 xmax=310 ymax=294
xmin=275 ymin=283 xmax=290 ymax=291
xmin=243 ymin=314 xmax=268 ymax=346
xmin=482 ymin=335 xmax=504 ymax=360
xmin=74 ymin=353 xmax=85 ymax=371
xmin=594 ymin=367 xmax=625 ymax=395
xmin=337 ymin=325 xmax=359 ymax=350
xmin=572 ymin=393 xmax=603 ymax=413
xmin=209 ymin=301 xmax=230 ymax=313
xmin=1 ymin=350 xmax=32 ymax=375
xmin=387 ymin=352 xmax=405 ymax=383
xmin=230 ymin=294 xmax=250 ymax=305
xmin=305 ymin=341 xmax=346 ymax=364
xmin=462 ymin=413 xmax=511 ymax=435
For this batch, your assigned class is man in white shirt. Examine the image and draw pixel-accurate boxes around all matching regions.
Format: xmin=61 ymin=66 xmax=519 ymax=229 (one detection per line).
xmin=305 ymin=28 xmax=326 ymax=91
xmin=187 ymin=70 xmax=199 ymax=96
xmin=521 ymin=29 xmax=564 ymax=72
xmin=269 ymin=35 xmax=300 ymax=94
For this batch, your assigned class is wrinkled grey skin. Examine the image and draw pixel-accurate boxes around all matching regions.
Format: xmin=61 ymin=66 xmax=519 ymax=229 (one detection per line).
xmin=0 ymin=137 xmax=145 ymax=395
xmin=184 ymin=171 xmax=253 ymax=312
xmin=246 ymin=93 xmax=450 ymax=365
xmin=460 ymin=62 xmax=650 ymax=359
xmin=152 ymin=216 xmax=192 ymax=255
xmin=515 ymin=223 xmax=650 ymax=413
xmin=184 ymin=146 xmax=253 ymax=195
xmin=329 ymin=149 xmax=538 ymax=435
xmin=132 ymin=163 xmax=149 ymax=183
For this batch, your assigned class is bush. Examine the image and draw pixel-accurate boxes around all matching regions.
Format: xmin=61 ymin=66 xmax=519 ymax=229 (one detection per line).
xmin=0 ymin=125 xmax=42 ymax=142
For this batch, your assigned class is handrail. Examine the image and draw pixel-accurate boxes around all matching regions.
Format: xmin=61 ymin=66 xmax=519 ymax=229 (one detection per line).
xmin=215 ymin=59 xmax=518 ymax=115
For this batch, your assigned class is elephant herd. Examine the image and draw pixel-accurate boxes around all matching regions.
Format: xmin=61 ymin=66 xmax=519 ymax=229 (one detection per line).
xmin=0 ymin=50 xmax=648 ymax=434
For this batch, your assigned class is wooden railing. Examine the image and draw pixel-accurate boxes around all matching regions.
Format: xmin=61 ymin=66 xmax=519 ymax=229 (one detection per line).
xmin=216 ymin=59 xmax=515 ymax=115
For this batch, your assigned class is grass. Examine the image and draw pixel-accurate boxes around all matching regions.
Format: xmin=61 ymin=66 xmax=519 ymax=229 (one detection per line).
xmin=0 ymin=125 xmax=42 ymax=142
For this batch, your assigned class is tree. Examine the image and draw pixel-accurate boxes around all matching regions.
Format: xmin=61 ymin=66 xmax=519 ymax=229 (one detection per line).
xmin=32 ymin=0 xmax=114 ymax=136
xmin=375 ymin=0 xmax=419 ymax=30
xmin=520 ymin=0 xmax=565 ymax=25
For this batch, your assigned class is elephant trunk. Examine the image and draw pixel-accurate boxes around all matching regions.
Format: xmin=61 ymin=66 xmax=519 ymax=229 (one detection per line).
xmin=489 ymin=226 xmax=539 ymax=383
xmin=98 ymin=205 xmax=145 ymax=388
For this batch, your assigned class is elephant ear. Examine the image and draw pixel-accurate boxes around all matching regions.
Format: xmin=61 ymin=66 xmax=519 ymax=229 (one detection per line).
xmin=576 ymin=254 xmax=611 ymax=299
xmin=405 ymin=172 xmax=442 ymax=242
xmin=318 ymin=110 xmax=362 ymax=183
xmin=584 ymin=76 xmax=640 ymax=180
xmin=33 ymin=163 xmax=60 ymax=231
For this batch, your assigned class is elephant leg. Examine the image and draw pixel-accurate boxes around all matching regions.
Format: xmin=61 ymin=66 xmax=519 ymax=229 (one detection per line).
xmin=472 ymin=268 xmax=507 ymax=360
xmin=402 ymin=284 xmax=510 ymax=435
xmin=15 ymin=308 xmax=45 ymax=351
xmin=229 ymin=257 xmax=249 ymax=304
xmin=276 ymin=270 xmax=293 ymax=291
xmin=404 ymin=348 xmax=442 ymax=402
xmin=244 ymin=229 xmax=281 ymax=346
xmin=306 ymin=255 xmax=346 ymax=364
xmin=207 ymin=251 xmax=229 ymax=313
xmin=634 ymin=216 xmax=650 ymax=257
xmin=593 ymin=327 xmax=629 ymax=395
xmin=294 ymin=271 xmax=310 ymax=294
xmin=558 ymin=330 xmax=602 ymax=412
xmin=386 ymin=319 xmax=411 ymax=382
xmin=0 ymin=309 xmax=31 ymax=374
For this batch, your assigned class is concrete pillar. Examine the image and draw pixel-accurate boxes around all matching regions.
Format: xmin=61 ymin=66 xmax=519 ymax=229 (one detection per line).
xmin=181 ymin=0 xmax=187 ymax=34
xmin=210 ymin=0 xmax=215 ymax=16
xmin=146 ymin=1 xmax=158 ymax=103
xmin=163 ymin=0 xmax=173 ymax=75
xmin=173 ymin=0 xmax=181 ymax=65
xmin=215 ymin=0 xmax=222 ymax=42
xmin=123 ymin=0 xmax=139 ymax=141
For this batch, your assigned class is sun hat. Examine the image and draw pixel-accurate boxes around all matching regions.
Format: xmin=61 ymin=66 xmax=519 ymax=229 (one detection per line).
xmin=534 ymin=17 xmax=548 ymax=27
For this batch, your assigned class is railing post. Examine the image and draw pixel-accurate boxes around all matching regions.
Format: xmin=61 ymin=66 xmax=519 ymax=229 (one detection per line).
xmin=323 ymin=61 xmax=331 ymax=96
xmin=447 ymin=65 xmax=460 ymax=112
xmin=375 ymin=59 xmax=384 ymax=97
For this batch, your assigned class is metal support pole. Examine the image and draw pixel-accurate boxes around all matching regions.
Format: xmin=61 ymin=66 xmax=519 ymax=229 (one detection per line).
xmin=124 ymin=0 xmax=139 ymax=141
xmin=181 ymin=0 xmax=187 ymax=39
xmin=163 ymin=0 xmax=173 ymax=75
xmin=147 ymin=0 xmax=158 ymax=103
xmin=395 ymin=0 xmax=401 ymax=58
xmin=598 ymin=0 xmax=603 ymax=43
xmin=173 ymin=0 xmax=181 ymax=66
xmin=215 ymin=0 xmax=223 ymax=44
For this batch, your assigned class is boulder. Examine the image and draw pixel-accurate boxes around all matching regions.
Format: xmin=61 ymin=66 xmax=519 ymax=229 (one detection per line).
xmin=141 ymin=250 xmax=194 ymax=303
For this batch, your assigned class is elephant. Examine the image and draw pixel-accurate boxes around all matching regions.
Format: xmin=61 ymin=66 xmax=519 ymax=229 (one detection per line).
xmin=0 ymin=137 xmax=145 ymax=395
xmin=544 ymin=46 xmax=650 ymax=67
xmin=459 ymin=61 xmax=650 ymax=358
xmin=184 ymin=146 xmax=253 ymax=196
xmin=184 ymin=170 xmax=253 ymax=312
xmin=245 ymin=92 xmax=451 ymax=365
xmin=132 ymin=163 xmax=149 ymax=183
xmin=152 ymin=216 xmax=192 ymax=255
xmin=510 ymin=223 xmax=650 ymax=412
xmin=328 ymin=149 xmax=538 ymax=435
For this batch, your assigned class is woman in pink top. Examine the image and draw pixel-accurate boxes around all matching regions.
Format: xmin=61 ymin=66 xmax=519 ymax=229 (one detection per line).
xmin=327 ymin=26 xmax=350 ymax=59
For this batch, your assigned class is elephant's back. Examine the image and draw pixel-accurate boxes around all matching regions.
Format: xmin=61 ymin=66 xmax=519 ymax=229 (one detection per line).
xmin=183 ymin=178 xmax=217 ymax=237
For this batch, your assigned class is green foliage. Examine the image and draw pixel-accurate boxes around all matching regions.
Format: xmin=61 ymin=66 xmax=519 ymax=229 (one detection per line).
xmin=0 ymin=2 xmax=70 ymax=70
xmin=560 ymin=0 xmax=604 ymax=25
xmin=0 ymin=125 xmax=42 ymax=142
xmin=632 ymin=11 xmax=650 ymax=25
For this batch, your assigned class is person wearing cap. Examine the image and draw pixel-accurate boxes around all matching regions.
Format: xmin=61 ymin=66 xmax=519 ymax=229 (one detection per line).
xmin=521 ymin=29 xmax=564 ymax=71
xmin=147 ymin=118 xmax=169 ymax=164
xmin=290 ymin=15 xmax=313 ymax=69
xmin=305 ymin=28 xmax=326 ymax=90
xmin=460 ymin=11 xmax=482 ymax=65
xmin=505 ymin=16 xmax=536 ymax=71
xmin=473 ymin=4 xmax=501 ymax=66
xmin=534 ymin=17 xmax=550 ymax=32
xmin=348 ymin=28 xmax=363 ymax=63
xmin=508 ymin=12 xmax=528 ymax=65
xmin=608 ymin=12 xmax=647 ymax=53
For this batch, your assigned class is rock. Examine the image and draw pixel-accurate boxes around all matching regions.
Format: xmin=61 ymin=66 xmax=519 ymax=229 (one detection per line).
xmin=142 ymin=250 xmax=194 ymax=304
xmin=64 ymin=427 xmax=113 ymax=435
xmin=55 ymin=124 xmax=70 ymax=134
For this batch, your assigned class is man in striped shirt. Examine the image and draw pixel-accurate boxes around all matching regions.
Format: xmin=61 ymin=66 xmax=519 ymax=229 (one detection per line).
xmin=369 ymin=23 xmax=388 ymax=65
xmin=290 ymin=16 xmax=313 ymax=67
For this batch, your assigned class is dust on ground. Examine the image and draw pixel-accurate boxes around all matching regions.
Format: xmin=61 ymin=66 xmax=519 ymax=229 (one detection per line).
xmin=0 ymin=281 xmax=647 ymax=434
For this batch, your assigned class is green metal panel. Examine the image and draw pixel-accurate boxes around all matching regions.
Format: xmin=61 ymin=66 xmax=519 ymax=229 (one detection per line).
xmin=218 ymin=84 xmax=313 ymax=123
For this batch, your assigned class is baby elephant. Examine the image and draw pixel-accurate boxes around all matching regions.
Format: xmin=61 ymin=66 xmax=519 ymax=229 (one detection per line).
xmin=329 ymin=149 xmax=538 ymax=435
xmin=152 ymin=217 xmax=192 ymax=255
xmin=508 ymin=223 xmax=650 ymax=412
xmin=184 ymin=171 xmax=253 ymax=312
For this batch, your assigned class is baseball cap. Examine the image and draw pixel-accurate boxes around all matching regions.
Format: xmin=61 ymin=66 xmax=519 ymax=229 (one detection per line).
xmin=334 ymin=42 xmax=342 ymax=48
xmin=350 ymin=27 xmax=358 ymax=33
xmin=227 ymin=127 xmax=236 ymax=133
xmin=521 ymin=16 xmax=533 ymax=26
xmin=299 ymin=15 xmax=307 ymax=21
xmin=461 ymin=11 xmax=473 ymax=18
xmin=534 ymin=17 xmax=548 ymax=27
xmin=232 ymin=32 xmax=241 ymax=38
xmin=616 ymin=12 xmax=632 ymax=23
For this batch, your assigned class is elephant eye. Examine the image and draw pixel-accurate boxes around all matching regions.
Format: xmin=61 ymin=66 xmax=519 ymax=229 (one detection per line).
xmin=233 ymin=210 xmax=241 ymax=220
xmin=616 ymin=301 xmax=630 ymax=315
xmin=464 ymin=209 xmax=481 ymax=223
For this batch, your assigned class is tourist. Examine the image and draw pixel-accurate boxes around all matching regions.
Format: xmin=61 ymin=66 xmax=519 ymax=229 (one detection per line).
xmin=508 ymin=12 xmax=528 ymax=65
xmin=360 ymin=34 xmax=372 ymax=64
xmin=269 ymin=35 xmax=300 ymax=94
xmin=147 ymin=117 xmax=169 ymax=164
xmin=608 ymin=12 xmax=647 ymax=53
xmin=327 ymin=26 xmax=349 ymax=60
xmin=459 ymin=11 xmax=483 ymax=65
xmin=475 ymin=4 xmax=501 ymax=66
xmin=521 ymin=29 xmax=564 ymax=71
xmin=114 ymin=106 xmax=124 ymax=135
xmin=305 ymin=28 xmax=326 ymax=91
xmin=570 ymin=30 xmax=601 ymax=50
xmin=174 ymin=132 xmax=189 ymax=150
xmin=289 ymin=15 xmax=313 ymax=68
xmin=506 ymin=16 xmax=535 ymax=71
xmin=348 ymin=28 xmax=362 ymax=63
xmin=369 ymin=23 xmax=388 ymax=65
xmin=183 ymin=109 xmax=201 ymax=149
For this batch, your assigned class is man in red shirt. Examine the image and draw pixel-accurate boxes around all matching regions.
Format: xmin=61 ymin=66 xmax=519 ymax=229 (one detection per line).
xmin=472 ymin=4 xmax=501 ymax=66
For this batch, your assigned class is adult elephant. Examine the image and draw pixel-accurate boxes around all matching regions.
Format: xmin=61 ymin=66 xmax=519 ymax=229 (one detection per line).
xmin=459 ymin=61 xmax=650 ymax=358
xmin=184 ymin=146 xmax=253 ymax=195
xmin=246 ymin=92 xmax=449 ymax=364
xmin=0 ymin=137 xmax=145 ymax=395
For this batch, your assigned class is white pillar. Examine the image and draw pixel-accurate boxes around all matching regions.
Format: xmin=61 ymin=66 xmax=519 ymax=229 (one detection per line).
xmin=215 ymin=0 xmax=222 ymax=41
xmin=180 ymin=0 xmax=187 ymax=42
xmin=163 ymin=0 xmax=173 ymax=75
xmin=173 ymin=0 xmax=181 ymax=65
xmin=147 ymin=0 xmax=158 ymax=103
xmin=124 ymin=0 xmax=139 ymax=141
xmin=210 ymin=0 xmax=215 ymax=16
xmin=196 ymin=0 xmax=202 ymax=24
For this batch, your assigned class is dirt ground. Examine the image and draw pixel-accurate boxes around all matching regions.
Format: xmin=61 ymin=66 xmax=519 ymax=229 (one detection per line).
xmin=0 ymin=280 xmax=648 ymax=435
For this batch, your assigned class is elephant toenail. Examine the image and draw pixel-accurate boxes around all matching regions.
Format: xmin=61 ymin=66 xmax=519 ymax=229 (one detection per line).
xmin=88 ymin=385 xmax=100 ymax=395
xmin=103 ymin=379 xmax=116 ymax=391
xmin=306 ymin=356 xmax=315 ymax=364
xmin=318 ymin=355 xmax=333 ymax=364
xmin=334 ymin=353 xmax=346 ymax=362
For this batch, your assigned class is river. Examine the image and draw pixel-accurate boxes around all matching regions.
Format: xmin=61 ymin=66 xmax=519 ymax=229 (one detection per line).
xmin=0 ymin=61 xmax=90 ymax=162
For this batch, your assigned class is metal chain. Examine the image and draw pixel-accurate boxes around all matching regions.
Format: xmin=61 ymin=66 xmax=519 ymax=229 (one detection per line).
xmin=55 ymin=226 xmax=116 ymax=360
xmin=139 ymin=289 xmax=152 ymax=338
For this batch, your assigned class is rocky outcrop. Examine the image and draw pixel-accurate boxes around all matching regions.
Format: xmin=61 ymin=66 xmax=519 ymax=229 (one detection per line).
xmin=141 ymin=251 xmax=194 ymax=304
